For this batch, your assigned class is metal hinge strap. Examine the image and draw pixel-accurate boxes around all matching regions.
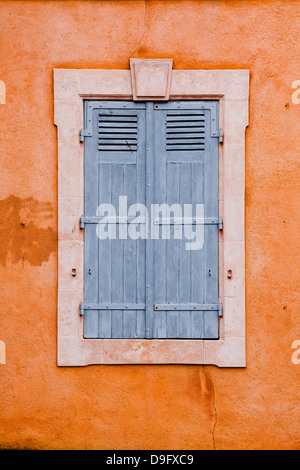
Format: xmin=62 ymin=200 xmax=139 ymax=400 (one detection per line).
xmin=80 ymin=303 xmax=146 ymax=315
xmin=153 ymin=303 xmax=223 ymax=312
xmin=80 ymin=303 xmax=223 ymax=316
xmin=153 ymin=217 xmax=223 ymax=230
xmin=80 ymin=215 xmax=147 ymax=228
xmin=80 ymin=216 xmax=222 ymax=230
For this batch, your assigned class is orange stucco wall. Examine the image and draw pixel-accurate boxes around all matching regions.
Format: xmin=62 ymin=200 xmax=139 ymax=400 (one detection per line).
xmin=0 ymin=0 xmax=299 ymax=450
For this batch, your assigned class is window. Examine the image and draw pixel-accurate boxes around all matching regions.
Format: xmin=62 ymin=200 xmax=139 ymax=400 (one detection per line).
xmin=54 ymin=63 xmax=249 ymax=366
xmin=81 ymin=100 xmax=221 ymax=340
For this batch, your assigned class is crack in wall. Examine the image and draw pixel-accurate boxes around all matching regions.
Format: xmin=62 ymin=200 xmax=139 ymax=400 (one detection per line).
xmin=212 ymin=379 xmax=217 ymax=450
xmin=201 ymin=366 xmax=218 ymax=450
xmin=130 ymin=0 xmax=148 ymax=57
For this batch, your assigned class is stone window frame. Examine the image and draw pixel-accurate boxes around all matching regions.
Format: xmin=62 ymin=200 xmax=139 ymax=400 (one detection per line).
xmin=54 ymin=63 xmax=249 ymax=367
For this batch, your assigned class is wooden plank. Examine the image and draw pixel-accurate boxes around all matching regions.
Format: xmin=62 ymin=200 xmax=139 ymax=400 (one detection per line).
xmin=178 ymin=163 xmax=192 ymax=338
xmin=136 ymin=110 xmax=147 ymax=338
xmin=152 ymin=108 xmax=167 ymax=338
xmin=166 ymin=161 xmax=180 ymax=338
xmin=83 ymin=106 xmax=99 ymax=338
xmin=97 ymin=163 xmax=112 ymax=337
xmin=203 ymin=107 xmax=219 ymax=339
xmin=145 ymin=102 xmax=155 ymax=339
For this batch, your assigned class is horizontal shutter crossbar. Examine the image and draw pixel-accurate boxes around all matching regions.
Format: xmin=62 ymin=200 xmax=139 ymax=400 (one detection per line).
xmin=80 ymin=216 xmax=147 ymax=228
xmin=154 ymin=304 xmax=223 ymax=314
xmin=80 ymin=303 xmax=222 ymax=316
xmin=81 ymin=216 xmax=222 ymax=229
xmin=153 ymin=217 xmax=223 ymax=229
xmin=80 ymin=303 xmax=146 ymax=315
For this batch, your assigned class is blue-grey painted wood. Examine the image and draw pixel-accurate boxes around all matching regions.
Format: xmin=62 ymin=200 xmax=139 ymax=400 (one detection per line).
xmin=84 ymin=108 xmax=100 ymax=338
xmin=83 ymin=100 xmax=219 ymax=339
xmin=98 ymin=163 xmax=112 ymax=338
xmin=179 ymin=163 xmax=193 ymax=338
xmin=145 ymin=102 xmax=155 ymax=339
xmin=151 ymin=102 xmax=219 ymax=339
xmin=84 ymin=102 xmax=147 ymax=338
xmin=152 ymin=108 xmax=167 ymax=338
xmin=203 ymin=107 xmax=219 ymax=339
xmin=191 ymin=161 xmax=205 ymax=338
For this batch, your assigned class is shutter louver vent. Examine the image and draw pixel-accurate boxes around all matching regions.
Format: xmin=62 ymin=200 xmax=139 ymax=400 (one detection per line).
xmin=166 ymin=112 xmax=205 ymax=152
xmin=98 ymin=113 xmax=138 ymax=152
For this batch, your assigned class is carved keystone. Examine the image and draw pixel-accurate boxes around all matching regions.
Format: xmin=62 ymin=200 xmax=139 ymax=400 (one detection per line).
xmin=130 ymin=59 xmax=173 ymax=101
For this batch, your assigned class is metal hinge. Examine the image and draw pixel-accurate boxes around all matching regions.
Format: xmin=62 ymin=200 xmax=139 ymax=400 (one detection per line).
xmin=218 ymin=304 xmax=223 ymax=317
xmin=217 ymin=129 xmax=224 ymax=144
xmin=79 ymin=128 xmax=92 ymax=142
xmin=212 ymin=129 xmax=224 ymax=144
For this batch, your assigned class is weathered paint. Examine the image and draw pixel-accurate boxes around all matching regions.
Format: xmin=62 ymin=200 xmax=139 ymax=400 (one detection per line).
xmin=0 ymin=0 xmax=299 ymax=450
xmin=0 ymin=196 xmax=56 ymax=267
xmin=83 ymin=101 xmax=219 ymax=340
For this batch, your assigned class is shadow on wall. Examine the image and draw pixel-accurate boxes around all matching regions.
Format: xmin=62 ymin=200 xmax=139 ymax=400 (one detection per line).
xmin=0 ymin=196 xmax=57 ymax=267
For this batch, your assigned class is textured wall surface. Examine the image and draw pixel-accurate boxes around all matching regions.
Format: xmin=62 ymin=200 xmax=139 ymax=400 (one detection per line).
xmin=0 ymin=0 xmax=299 ymax=450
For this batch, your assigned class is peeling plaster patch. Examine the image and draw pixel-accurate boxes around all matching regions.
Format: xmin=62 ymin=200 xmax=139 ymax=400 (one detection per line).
xmin=0 ymin=196 xmax=56 ymax=267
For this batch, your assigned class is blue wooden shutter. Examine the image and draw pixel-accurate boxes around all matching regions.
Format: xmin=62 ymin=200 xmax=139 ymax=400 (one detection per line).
xmin=149 ymin=102 xmax=220 ymax=339
xmin=82 ymin=101 xmax=220 ymax=339
xmin=83 ymin=101 xmax=147 ymax=338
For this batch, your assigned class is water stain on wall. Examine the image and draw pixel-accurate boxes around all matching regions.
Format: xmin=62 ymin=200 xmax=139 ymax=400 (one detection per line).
xmin=0 ymin=195 xmax=57 ymax=266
